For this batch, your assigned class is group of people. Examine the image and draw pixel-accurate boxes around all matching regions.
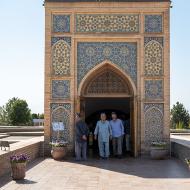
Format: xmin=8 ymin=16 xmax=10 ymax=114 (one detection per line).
xmin=75 ymin=112 xmax=131 ymax=161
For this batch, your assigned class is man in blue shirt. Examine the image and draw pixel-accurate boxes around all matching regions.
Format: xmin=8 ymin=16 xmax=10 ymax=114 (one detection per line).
xmin=94 ymin=113 xmax=112 ymax=159
xmin=110 ymin=112 xmax=124 ymax=158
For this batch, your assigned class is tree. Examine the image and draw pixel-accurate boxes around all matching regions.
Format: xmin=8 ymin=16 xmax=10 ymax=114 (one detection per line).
xmin=31 ymin=113 xmax=44 ymax=119
xmin=171 ymin=102 xmax=190 ymax=129
xmin=7 ymin=98 xmax=31 ymax=126
xmin=32 ymin=113 xmax=39 ymax=119
xmin=0 ymin=97 xmax=32 ymax=126
xmin=0 ymin=106 xmax=7 ymax=125
xmin=39 ymin=113 xmax=44 ymax=119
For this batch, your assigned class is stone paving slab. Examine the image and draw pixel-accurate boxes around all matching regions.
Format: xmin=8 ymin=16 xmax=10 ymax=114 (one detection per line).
xmin=0 ymin=157 xmax=190 ymax=190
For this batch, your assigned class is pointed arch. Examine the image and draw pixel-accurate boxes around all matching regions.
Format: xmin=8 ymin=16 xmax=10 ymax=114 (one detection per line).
xmin=78 ymin=60 xmax=136 ymax=97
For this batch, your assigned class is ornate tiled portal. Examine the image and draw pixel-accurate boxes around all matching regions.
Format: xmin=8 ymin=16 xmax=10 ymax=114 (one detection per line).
xmin=44 ymin=0 xmax=170 ymax=156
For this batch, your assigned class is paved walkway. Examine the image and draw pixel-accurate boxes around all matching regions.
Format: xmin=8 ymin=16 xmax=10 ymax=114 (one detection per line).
xmin=0 ymin=157 xmax=190 ymax=190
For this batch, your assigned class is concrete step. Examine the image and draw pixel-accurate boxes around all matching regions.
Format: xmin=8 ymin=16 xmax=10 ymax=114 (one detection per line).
xmin=7 ymin=132 xmax=44 ymax=136
xmin=0 ymin=134 xmax=10 ymax=139
xmin=0 ymin=126 xmax=44 ymax=133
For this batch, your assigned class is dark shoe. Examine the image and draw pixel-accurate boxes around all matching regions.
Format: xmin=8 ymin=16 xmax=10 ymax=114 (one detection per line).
xmin=118 ymin=155 xmax=122 ymax=159
xmin=75 ymin=159 xmax=81 ymax=161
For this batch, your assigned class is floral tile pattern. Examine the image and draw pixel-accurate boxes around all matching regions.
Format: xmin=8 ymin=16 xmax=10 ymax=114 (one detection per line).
xmin=52 ymin=40 xmax=70 ymax=76
xmin=145 ymin=15 xmax=163 ymax=33
xmin=145 ymin=80 xmax=163 ymax=100
xmin=76 ymin=14 xmax=139 ymax=33
xmin=144 ymin=38 xmax=163 ymax=76
xmin=53 ymin=15 xmax=70 ymax=33
xmin=144 ymin=103 xmax=164 ymax=145
xmin=77 ymin=42 xmax=137 ymax=86
xmin=51 ymin=103 xmax=71 ymax=143
xmin=52 ymin=80 xmax=70 ymax=99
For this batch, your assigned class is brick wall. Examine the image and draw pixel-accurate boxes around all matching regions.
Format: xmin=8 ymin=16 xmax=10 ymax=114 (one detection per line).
xmin=171 ymin=140 xmax=190 ymax=164
xmin=0 ymin=137 xmax=44 ymax=177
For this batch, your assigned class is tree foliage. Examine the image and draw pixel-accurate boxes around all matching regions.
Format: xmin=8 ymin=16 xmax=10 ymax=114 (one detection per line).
xmin=32 ymin=113 xmax=44 ymax=119
xmin=0 ymin=97 xmax=31 ymax=126
xmin=0 ymin=106 xmax=8 ymax=125
xmin=171 ymin=102 xmax=190 ymax=129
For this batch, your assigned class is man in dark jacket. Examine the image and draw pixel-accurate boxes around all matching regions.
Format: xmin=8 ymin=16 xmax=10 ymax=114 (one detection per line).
xmin=75 ymin=113 xmax=89 ymax=161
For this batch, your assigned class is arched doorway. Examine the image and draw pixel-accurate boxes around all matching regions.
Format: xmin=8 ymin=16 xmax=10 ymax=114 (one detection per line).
xmin=78 ymin=61 xmax=137 ymax=157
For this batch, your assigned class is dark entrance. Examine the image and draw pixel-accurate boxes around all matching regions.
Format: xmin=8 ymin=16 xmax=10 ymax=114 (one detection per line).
xmin=84 ymin=97 xmax=133 ymax=157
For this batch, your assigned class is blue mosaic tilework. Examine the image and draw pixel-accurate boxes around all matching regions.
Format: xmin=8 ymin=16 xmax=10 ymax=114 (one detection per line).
xmin=53 ymin=15 xmax=70 ymax=33
xmin=77 ymin=42 xmax=137 ymax=85
xmin=52 ymin=80 xmax=70 ymax=99
xmin=145 ymin=15 xmax=163 ymax=33
xmin=144 ymin=103 xmax=164 ymax=145
xmin=51 ymin=37 xmax=71 ymax=47
xmin=51 ymin=103 xmax=71 ymax=143
xmin=51 ymin=103 xmax=71 ymax=112
xmin=145 ymin=80 xmax=163 ymax=100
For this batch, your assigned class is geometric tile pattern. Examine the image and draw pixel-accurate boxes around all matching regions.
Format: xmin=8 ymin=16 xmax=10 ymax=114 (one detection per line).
xmin=51 ymin=37 xmax=71 ymax=47
xmin=53 ymin=15 xmax=70 ymax=33
xmin=77 ymin=42 xmax=137 ymax=86
xmin=52 ymin=40 xmax=70 ymax=76
xmin=145 ymin=80 xmax=163 ymax=100
xmin=145 ymin=15 xmax=163 ymax=33
xmin=144 ymin=37 xmax=164 ymax=46
xmin=76 ymin=14 xmax=139 ymax=33
xmin=51 ymin=103 xmax=71 ymax=143
xmin=144 ymin=103 xmax=164 ymax=145
xmin=86 ymin=69 xmax=130 ymax=95
xmin=52 ymin=80 xmax=70 ymax=99
xmin=144 ymin=39 xmax=163 ymax=76
xmin=51 ymin=103 xmax=71 ymax=112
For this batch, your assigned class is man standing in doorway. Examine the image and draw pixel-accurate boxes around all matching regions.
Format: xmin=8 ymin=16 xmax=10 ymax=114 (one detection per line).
xmin=75 ymin=113 xmax=89 ymax=161
xmin=110 ymin=112 xmax=124 ymax=158
xmin=94 ymin=113 xmax=112 ymax=159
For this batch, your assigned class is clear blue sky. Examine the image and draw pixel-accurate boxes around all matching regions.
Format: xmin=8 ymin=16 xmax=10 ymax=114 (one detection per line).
xmin=0 ymin=0 xmax=190 ymax=113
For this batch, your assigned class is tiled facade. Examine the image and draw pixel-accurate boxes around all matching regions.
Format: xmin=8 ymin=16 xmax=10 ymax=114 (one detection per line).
xmin=51 ymin=103 xmax=71 ymax=143
xmin=51 ymin=37 xmax=71 ymax=46
xmin=145 ymin=80 xmax=163 ymax=100
xmin=52 ymin=80 xmax=70 ymax=99
xmin=145 ymin=15 xmax=163 ymax=33
xmin=76 ymin=14 xmax=139 ymax=33
xmin=52 ymin=40 xmax=70 ymax=76
xmin=53 ymin=15 xmax=70 ymax=33
xmin=44 ymin=0 xmax=170 ymax=156
xmin=144 ymin=38 xmax=163 ymax=76
xmin=144 ymin=104 xmax=164 ymax=145
xmin=77 ymin=42 xmax=137 ymax=85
